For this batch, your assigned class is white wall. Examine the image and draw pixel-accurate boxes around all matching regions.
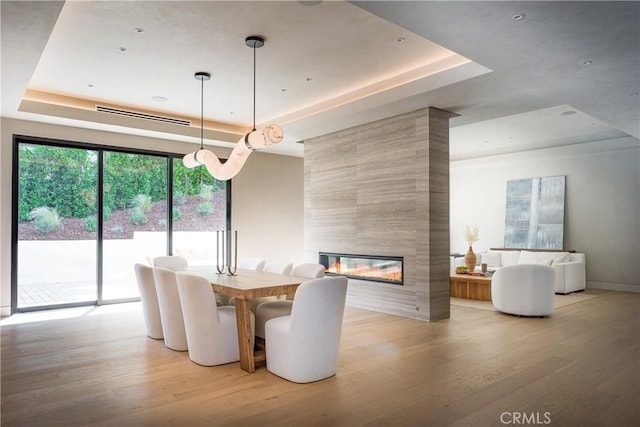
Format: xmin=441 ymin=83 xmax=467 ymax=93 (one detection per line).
xmin=232 ymin=149 xmax=305 ymax=266
xmin=450 ymin=137 xmax=640 ymax=292
xmin=0 ymin=118 xmax=304 ymax=315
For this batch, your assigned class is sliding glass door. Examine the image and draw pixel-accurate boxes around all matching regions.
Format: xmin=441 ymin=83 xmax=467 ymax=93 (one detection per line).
xmin=102 ymin=151 xmax=168 ymax=301
xmin=16 ymin=143 xmax=98 ymax=309
xmin=13 ymin=137 xmax=230 ymax=312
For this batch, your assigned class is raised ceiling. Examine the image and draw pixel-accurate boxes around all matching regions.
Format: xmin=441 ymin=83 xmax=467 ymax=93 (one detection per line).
xmin=2 ymin=1 xmax=638 ymax=160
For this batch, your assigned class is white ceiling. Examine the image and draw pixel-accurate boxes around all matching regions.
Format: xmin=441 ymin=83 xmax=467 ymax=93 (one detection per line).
xmin=2 ymin=1 xmax=638 ymax=160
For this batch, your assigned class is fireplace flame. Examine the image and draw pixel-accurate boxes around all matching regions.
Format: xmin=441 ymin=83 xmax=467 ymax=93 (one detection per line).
xmin=326 ymin=259 xmax=401 ymax=282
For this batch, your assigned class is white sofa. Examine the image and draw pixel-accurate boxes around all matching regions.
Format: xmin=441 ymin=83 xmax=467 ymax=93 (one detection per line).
xmin=478 ymin=249 xmax=586 ymax=294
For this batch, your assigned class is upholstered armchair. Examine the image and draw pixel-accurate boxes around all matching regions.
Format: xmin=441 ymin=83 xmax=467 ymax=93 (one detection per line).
xmin=290 ymin=263 xmax=325 ymax=280
xmin=134 ymin=263 xmax=163 ymax=339
xmin=239 ymin=257 xmax=265 ymax=271
xmin=255 ymin=263 xmax=325 ymax=339
xmin=491 ymin=264 xmax=556 ymax=316
xmin=264 ymin=261 xmax=293 ymax=275
xmin=265 ymin=276 xmax=348 ymax=383
xmin=176 ymin=272 xmax=251 ymax=366
xmin=152 ymin=267 xmax=188 ymax=351
xmin=230 ymin=260 xmax=294 ymax=313
xmin=152 ymin=255 xmax=188 ymax=270
xmin=212 ymin=257 xmax=265 ymax=307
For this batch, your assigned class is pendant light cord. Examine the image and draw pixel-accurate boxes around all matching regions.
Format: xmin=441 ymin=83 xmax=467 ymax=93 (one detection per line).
xmin=200 ymin=76 xmax=204 ymax=150
xmin=252 ymin=43 xmax=257 ymax=131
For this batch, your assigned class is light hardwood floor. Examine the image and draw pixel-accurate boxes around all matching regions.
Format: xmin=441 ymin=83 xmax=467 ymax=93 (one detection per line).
xmin=1 ymin=289 xmax=638 ymax=426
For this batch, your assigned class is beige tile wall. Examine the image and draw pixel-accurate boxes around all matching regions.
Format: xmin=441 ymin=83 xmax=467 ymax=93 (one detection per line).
xmin=304 ymin=107 xmax=450 ymax=321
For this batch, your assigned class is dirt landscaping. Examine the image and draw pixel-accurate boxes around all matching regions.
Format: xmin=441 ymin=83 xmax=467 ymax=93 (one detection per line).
xmin=18 ymin=193 xmax=226 ymax=241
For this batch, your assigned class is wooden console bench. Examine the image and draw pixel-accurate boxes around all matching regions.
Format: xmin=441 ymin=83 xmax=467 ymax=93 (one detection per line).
xmin=450 ymin=274 xmax=493 ymax=301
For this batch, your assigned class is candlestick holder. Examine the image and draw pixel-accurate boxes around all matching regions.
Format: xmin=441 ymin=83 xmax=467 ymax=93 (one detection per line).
xmin=216 ymin=229 xmax=238 ymax=275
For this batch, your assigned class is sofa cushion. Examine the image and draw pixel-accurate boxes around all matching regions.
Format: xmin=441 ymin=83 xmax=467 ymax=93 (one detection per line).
xmin=481 ymin=251 xmax=502 ymax=268
xmin=500 ymin=251 xmax=521 ymax=266
xmin=518 ymin=250 xmax=556 ymax=266
xmin=551 ymin=252 xmax=572 ymax=265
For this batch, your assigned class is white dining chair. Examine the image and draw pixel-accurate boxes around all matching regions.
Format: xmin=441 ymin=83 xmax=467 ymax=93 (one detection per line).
xmin=153 ymin=255 xmax=230 ymax=306
xmin=239 ymin=257 xmax=265 ymax=271
xmin=153 ymin=255 xmax=188 ymax=270
xmin=265 ymin=276 xmax=348 ymax=383
xmin=134 ymin=263 xmax=163 ymax=340
xmin=255 ymin=263 xmax=325 ymax=338
xmin=228 ymin=258 xmax=278 ymax=312
xmin=290 ymin=263 xmax=325 ymax=279
xmin=152 ymin=267 xmax=188 ymax=351
xmin=263 ymin=261 xmax=293 ymax=275
xmin=236 ymin=261 xmax=294 ymax=314
xmin=176 ymin=272 xmax=252 ymax=366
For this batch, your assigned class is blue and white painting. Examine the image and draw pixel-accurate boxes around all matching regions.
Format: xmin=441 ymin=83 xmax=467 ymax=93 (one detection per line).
xmin=504 ymin=176 xmax=565 ymax=249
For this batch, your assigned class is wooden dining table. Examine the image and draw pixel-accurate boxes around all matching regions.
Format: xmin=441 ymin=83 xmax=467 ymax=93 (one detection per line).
xmin=183 ymin=266 xmax=307 ymax=373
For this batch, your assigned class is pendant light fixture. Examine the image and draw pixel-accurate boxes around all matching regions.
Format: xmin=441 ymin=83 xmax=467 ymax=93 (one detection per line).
xmin=183 ymin=35 xmax=283 ymax=181
xmin=182 ymin=71 xmax=210 ymax=166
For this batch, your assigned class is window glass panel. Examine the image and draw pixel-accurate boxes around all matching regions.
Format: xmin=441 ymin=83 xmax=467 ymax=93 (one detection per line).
xmin=172 ymin=157 xmax=227 ymax=265
xmin=16 ymin=143 xmax=98 ymax=308
xmin=102 ymin=152 xmax=168 ymax=300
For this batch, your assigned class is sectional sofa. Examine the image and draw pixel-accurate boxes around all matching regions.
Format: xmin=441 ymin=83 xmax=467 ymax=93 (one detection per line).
xmin=478 ymin=249 xmax=586 ymax=294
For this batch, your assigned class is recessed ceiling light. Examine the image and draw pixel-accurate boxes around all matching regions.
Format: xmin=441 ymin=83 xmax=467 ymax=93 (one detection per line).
xmin=87 ymin=83 xmax=94 ymax=88
xmin=119 ymin=47 xmax=128 ymax=52
xmin=397 ymin=37 xmax=405 ymax=43
xmin=281 ymin=88 xmax=288 ymax=92
xmin=512 ymin=14 xmax=525 ymax=21
xmin=581 ymin=60 xmax=592 ymax=66
xmin=631 ymin=92 xmax=638 ymax=97
xmin=306 ymin=77 xmax=312 ymax=82
xmin=561 ymin=110 xmax=577 ymax=116
xmin=152 ymin=96 xmax=168 ymax=102
xmin=134 ymin=27 xmax=145 ymax=33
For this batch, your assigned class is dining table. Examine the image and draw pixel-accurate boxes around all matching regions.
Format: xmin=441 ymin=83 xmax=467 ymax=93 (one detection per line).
xmin=183 ymin=266 xmax=307 ymax=373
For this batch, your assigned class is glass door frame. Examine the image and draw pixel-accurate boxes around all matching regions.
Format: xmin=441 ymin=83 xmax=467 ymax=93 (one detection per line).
xmin=10 ymin=134 xmax=231 ymax=314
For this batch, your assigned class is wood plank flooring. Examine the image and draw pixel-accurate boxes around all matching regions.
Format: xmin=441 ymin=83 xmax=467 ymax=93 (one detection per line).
xmin=1 ymin=289 xmax=638 ymax=426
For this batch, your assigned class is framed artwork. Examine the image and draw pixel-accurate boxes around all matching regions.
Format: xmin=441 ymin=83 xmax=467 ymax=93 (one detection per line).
xmin=504 ymin=175 xmax=565 ymax=249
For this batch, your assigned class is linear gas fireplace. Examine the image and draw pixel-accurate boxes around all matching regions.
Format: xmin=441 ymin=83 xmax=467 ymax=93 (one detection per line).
xmin=319 ymin=252 xmax=403 ymax=285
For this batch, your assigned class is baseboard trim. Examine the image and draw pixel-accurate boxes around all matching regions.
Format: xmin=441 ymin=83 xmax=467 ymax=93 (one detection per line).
xmin=588 ymin=281 xmax=640 ymax=293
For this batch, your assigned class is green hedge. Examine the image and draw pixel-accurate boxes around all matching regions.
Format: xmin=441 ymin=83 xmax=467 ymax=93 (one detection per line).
xmin=18 ymin=145 xmax=97 ymax=221
xmin=173 ymin=159 xmax=222 ymax=197
xmin=18 ymin=144 xmax=224 ymax=222
xmin=103 ymin=152 xmax=167 ymax=211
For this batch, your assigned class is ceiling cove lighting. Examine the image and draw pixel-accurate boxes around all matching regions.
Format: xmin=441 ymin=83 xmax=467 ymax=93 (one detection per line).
xmin=182 ymin=35 xmax=283 ymax=181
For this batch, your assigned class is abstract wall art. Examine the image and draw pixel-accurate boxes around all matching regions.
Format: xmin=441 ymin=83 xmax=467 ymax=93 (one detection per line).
xmin=504 ymin=175 xmax=566 ymax=249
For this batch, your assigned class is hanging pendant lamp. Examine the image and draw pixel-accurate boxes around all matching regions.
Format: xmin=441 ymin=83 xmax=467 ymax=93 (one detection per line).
xmin=182 ymin=35 xmax=283 ymax=180
xmin=182 ymin=71 xmax=210 ymax=168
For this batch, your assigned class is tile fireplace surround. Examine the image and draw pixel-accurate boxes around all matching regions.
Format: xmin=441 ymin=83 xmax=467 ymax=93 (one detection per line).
xmin=304 ymin=107 xmax=451 ymax=321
